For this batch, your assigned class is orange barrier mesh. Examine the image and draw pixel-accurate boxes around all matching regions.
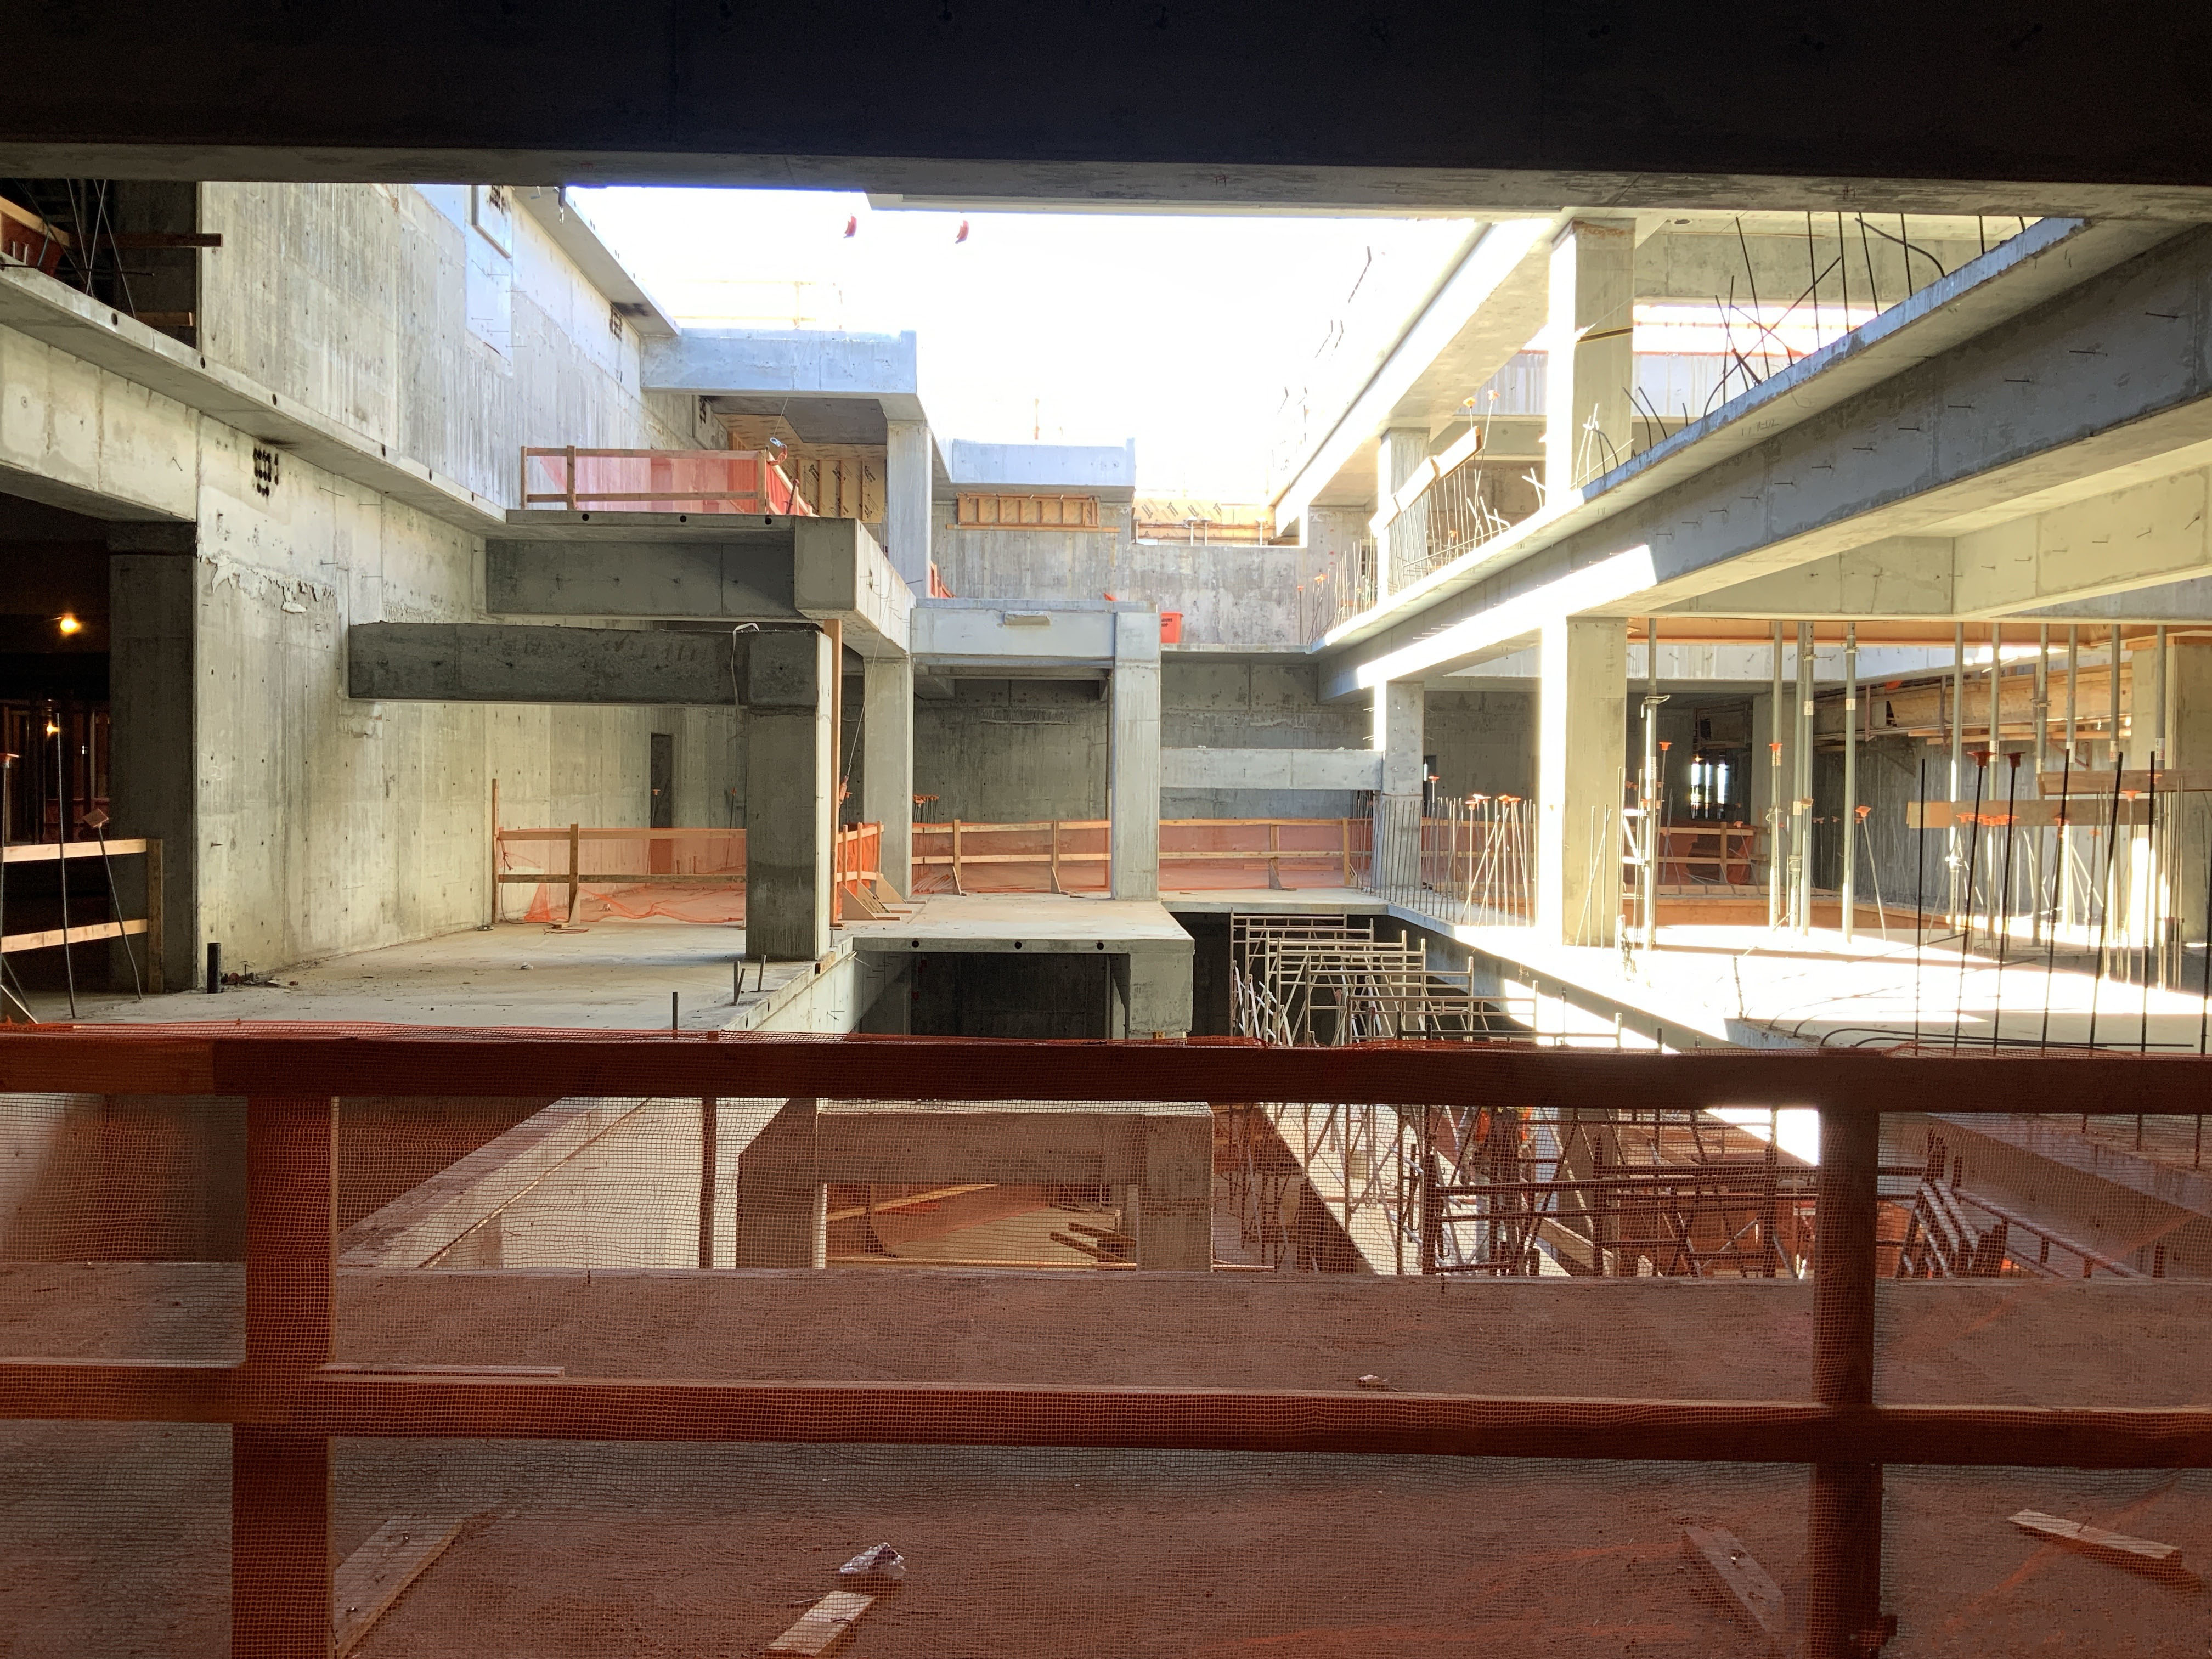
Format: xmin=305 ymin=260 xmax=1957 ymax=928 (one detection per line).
xmin=3 ymin=1030 xmax=2211 ymax=1657
xmin=913 ymin=818 xmax=1358 ymax=894
xmin=496 ymin=824 xmax=883 ymax=925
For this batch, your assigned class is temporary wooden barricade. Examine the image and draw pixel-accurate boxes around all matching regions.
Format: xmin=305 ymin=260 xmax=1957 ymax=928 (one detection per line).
xmin=518 ymin=447 xmax=815 ymax=515
xmin=0 ymin=836 xmax=163 ymax=995
xmin=911 ymin=819 xmax=1360 ymax=895
xmin=494 ymin=822 xmax=882 ymax=924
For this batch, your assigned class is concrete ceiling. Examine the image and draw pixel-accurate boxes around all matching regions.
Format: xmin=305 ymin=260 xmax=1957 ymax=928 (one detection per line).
xmin=4 ymin=8 xmax=2210 ymax=218
xmin=708 ymin=395 xmax=888 ymax=447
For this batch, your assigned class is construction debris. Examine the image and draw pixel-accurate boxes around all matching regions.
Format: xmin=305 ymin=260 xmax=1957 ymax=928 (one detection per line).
xmin=332 ymin=1514 xmax=477 ymax=1657
xmin=838 ymin=1542 xmax=908 ymax=1584
xmin=1680 ymin=1525 xmax=1785 ymax=1646
xmin=2010 ymin=1510 xmax=2189 ymax=1579
xmin=766 ymin=1590 xmax=876 ymax=1656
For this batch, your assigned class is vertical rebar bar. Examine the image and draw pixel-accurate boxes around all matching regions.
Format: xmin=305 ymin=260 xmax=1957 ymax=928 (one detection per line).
xmin=1950 ymin=623 xmax=1965 ymax=924
xmin=1795 ymin=622 xmax=1814 ymax=933
xmin=1842 ymin=625 xmax=1859 ymax=943
xmin=1770 ymin=620 xmax=1786 ymax=930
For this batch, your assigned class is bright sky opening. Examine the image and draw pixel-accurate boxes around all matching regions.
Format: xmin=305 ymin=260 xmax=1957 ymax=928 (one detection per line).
xmin=573 ymin=188 xmax=1472 ymax=501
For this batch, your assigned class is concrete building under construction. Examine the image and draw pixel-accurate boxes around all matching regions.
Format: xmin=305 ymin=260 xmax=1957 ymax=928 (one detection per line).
xmin=2 ymin=12 xmax=2211 ymax=1658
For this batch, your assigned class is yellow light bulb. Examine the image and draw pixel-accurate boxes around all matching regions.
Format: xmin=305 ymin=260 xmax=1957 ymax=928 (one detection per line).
xmin=56 ymin=613 xmax=82 ymax=636
xmin=44 ymin=722 xmax=60 ymax=737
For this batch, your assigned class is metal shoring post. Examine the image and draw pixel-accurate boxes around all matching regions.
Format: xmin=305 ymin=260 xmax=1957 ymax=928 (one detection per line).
xmin=1641 ymin=618 xmax=1668 ymax=952
xmin=1950 ymin=623 xmax=1966 ymax=928
xmin=1988 ymin=622 xmax=2005 ymax=946
xmin=1769 ymin=620 xmax=1787 ymax=930
xmin=1842 ymin=625 xmax=1859 ymax=944
xmin=2157 ymin=625 xmax=2172 ymax=984
xmin=2030 ymin=624 xmax=2049 ymax=944
xmin=2064 ymin=625 xmax=2080 ymax=930
xmin=1794 ymin=622 xmax=1814 ymax=933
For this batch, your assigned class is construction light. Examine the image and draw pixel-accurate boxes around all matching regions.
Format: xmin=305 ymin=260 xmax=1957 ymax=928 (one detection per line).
xmin=43 ymin=721 xmax=60 ymax=737
xmin=55 ymin=612 xmax=82 ymax=636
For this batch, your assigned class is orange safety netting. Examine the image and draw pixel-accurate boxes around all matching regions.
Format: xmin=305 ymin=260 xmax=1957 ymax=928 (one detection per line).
xmin=498 ymin=824 xmax=883 ymax=925
xmin=519 ymin=447 xmax=815 ymax=515
xmin=911 ymin=819 xmax=1360 ymax=895
xmin=2 ymin=1031 xmax=2210 ymax=1656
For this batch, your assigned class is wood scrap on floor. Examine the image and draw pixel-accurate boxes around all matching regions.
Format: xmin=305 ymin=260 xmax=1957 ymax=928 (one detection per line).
xmin=2010 ymin=1510 xmax=2192 ymax=1581
xmin=1680 ymin=1525 xmax=1785 ymax=1647
xmin=766 ymin=1590 xmax=875 ymax=1656
xmin=332 ymin=1514 xmax=477 ymax=1656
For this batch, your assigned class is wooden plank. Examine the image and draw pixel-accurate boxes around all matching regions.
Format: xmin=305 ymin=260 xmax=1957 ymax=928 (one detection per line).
xmin=1680 ymin=1525 xmax=1785 ymax=1644
xmin=2010 ymin=1509 xmax=2187 ymax=1576
xmin=2041 ymin=768 xmax=2212 ymax=796
xmin=766 ymin=1590 xmax=874 ymax=1656
xmin=331 ymin=1514 xmax=473 ymax=1657
xmin=1 ymin=917 xmax=149 ymax=954
xmin=1 ymin=837 xmax=153 ymax=862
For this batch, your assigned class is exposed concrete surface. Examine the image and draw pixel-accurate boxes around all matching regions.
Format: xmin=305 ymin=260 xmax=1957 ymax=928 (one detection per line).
xmin=349 ymin=621 xmax=740 ymax=704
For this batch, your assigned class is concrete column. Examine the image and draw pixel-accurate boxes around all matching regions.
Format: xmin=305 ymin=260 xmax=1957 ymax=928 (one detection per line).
xmin=1375 ymin=425 xmax=1429 ymax=596
xmin=860 ymin=655 xmax=913 ymax=897
xmin=2168 ymin=643 xmax=2212 ymax=951
xmin=744 ymin=630 xmax=834 ymax=960
xmin=1370 ymin=679 xmax=1425 ymax=894
xmin=1109 ymin=610 xmax=1161 ymax=900
xmin=733 ymin=1097 xmax=825 ymax=1268
xmin=1536 ymin=617 xmax=1627 ymax=946
xmin=884 ymin=420 xmax=933 ymax=594
xmin=109 ymin=539 xmax=199 ymax=990
xmin=1544 ymin=216 xmax=1636 ymax=494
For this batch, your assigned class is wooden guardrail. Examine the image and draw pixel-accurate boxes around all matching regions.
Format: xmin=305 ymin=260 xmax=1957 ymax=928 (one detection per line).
xmin=494 ymin=823 xmax=883 ymax=924
xmin=0 ymin=836 xmax=163 ymax=1000
xmin=913 ymin=818 xmax=1358 ymax=894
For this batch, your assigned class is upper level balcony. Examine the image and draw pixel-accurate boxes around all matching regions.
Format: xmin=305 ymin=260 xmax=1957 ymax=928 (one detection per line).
xmin=521 ymin=447 xmax=817 ymax=516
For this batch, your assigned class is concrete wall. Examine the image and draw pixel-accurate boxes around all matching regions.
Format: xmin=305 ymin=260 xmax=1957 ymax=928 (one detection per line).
xmin=913 ymin=679 xmax=1108 ymax=822
xmin=1160 ymin=660 xmax=1368 ymax=817
xmin=1424 ymin=684 xmax=1536 ymax=801
xmin=7 ymin=180 xmax=744 ymax=981
xmin=929 ymin=501 xmax=1306 ymax=651
xmin=196 ymin=183 xmax=713 ymax=507
xmin=191 ymin=424 xmax=704 ymax=968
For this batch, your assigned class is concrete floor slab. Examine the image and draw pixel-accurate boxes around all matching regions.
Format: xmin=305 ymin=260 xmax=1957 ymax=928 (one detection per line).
xmin=39 ymin=921 xmax=802 ymax=1031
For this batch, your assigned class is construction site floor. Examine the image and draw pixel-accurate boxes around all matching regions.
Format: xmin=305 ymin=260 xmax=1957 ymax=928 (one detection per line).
xmin=1443 ymin=917 xmax=2212 ymax=1053
xmin=30 ymin=920 xmax=789 ymax=1031
xmin=4 ymin=1268 xmax=2208 ymax=1657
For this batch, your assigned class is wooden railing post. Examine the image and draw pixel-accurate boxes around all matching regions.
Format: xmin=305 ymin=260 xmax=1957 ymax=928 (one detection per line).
xmin=1807 ymin=1105 xmax=1886 ymax=1658
xmin=234 ymin=1095 xmax=336 ymax=1659
xmin=562 ymin=444 xmax=579 ymax=510
xmin=566 ymin=822 xmax=581 ymax=926
xmin=951 ymin=819 xmax=965 ymax=895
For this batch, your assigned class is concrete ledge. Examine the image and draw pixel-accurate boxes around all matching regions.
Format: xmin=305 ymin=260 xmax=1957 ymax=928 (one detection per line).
xmin=1161 ymin=747 xmax=1382 ymax=791
xmin=0 ymin=263 xmax=506 ymax=533
xmin=348 ymin=622 xmax=740 ymax=704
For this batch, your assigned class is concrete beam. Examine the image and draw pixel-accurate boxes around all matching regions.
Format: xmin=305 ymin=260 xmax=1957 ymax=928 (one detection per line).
xmin=1319 ymin=217 xmax=2194 ymax=696
xmin=641 ymin=329 xmax=923 ymax=422
xmin=911 ymin=598 xmax=1147 ymax=669
xmin=18 ymin=9 xmax=2208 ymax=212
xmin=1 ymin=264 xmax=505 ymax=533
xmin=347 ymin=622 xmax=741 ymax=704
xmin=792 ymin=517 xmax=912 ymax=658
xmin=1276 ymin=219 xmax=1551 ymax=530
xmin=1159 ymin=748 xmax=1383 ymax=791
xmin=484 ymin=516 xmax=910 ymax=657
xmin=487 ymin=534 xmax=799 ymax=622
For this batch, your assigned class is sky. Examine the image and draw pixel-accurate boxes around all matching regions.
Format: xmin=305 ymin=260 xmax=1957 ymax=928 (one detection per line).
xmin=573 ymin=188 xmax=1472 ymax=501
